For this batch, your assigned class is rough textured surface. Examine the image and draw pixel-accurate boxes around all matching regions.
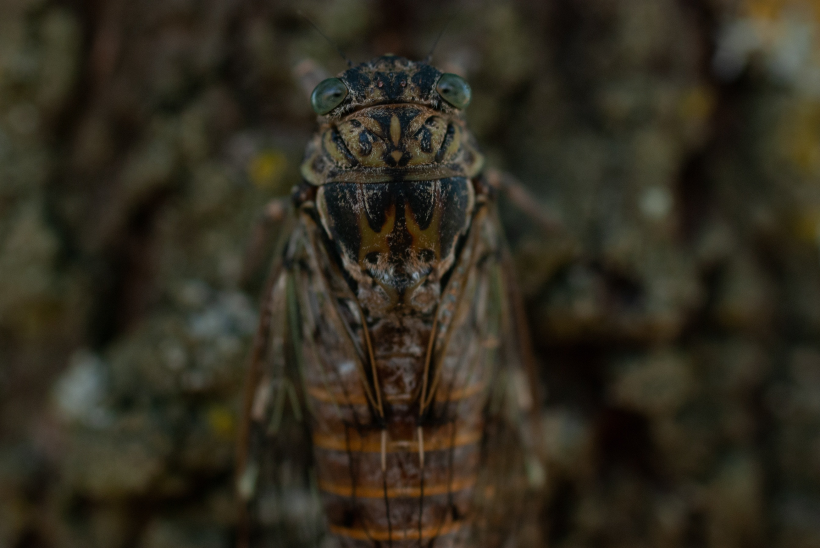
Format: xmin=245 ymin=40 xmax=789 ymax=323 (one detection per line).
xmin=1 ymin=0 xmax=820 ymax=547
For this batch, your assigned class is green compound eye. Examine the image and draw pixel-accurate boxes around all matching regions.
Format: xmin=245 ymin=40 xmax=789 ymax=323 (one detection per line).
xmin=311 ymin=78 xmax=349 ymax=115
xmin=436 ymin=73 xmax=472 ymax=109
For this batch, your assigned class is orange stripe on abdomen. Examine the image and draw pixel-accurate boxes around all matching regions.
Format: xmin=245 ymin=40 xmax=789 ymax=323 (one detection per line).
xmin=314 ymin=422 xmax=481 ymax=543
xmin=319 ymin=475 xmax=476 ymax=498
xmin=313 ymin=425 xmax=481 ymax=452
xmin=329 ymin=518 xmax=465 ymax=541
xmin=306 ymin=381 xmax=485 ymax=405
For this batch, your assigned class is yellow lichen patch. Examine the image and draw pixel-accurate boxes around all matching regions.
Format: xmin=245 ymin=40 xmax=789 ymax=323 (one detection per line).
xmin=740 ymin=0 xmax=820 ymax=51
xmin=248 ymin=150 xmax=287 ymax=189
xmin=791 ymin=208 xmax=820 ymax=242
xmin=780 ymin=101 xmax=820 ymax=176
xmin=744 ymin=0 xmax=792 ymax=21
xmin=743 ymin=0 xmax=819 ymax=23
xmin=207 ymin=405 xmax=235 ymax=439
xmin=678 ymin=86 xmax=715 ymax=126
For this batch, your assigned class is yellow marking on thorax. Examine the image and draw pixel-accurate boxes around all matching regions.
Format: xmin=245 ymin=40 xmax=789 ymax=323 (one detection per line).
xmin=322 ymin=130 xmax=352 ymax=166
xmin=357 ymin=202 xmax=395 ymax=265
xmin=390 ymin=114 xmax=402 ymax=146
xmin=443 ymin=124 xmax=462 ymax=160
xmin=406 ymin=201 xmax=442 ymax=260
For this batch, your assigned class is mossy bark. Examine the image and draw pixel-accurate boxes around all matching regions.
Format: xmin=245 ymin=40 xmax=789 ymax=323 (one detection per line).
xmin=1 ymin=1 xmax=819 ymax=547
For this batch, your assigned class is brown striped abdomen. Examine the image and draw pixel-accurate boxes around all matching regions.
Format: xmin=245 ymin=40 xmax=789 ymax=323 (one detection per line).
xmin=310 ymin=388 xmax=486 ymax=547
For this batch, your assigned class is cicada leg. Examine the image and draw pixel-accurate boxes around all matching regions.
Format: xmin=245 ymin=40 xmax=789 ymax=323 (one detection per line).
xmin=485 ymin=167 xmax=565 ymax=234
xmin=240 ymin=197 xmax=290 ymax=287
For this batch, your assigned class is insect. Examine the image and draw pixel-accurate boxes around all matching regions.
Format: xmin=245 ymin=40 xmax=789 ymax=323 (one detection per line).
xmin=237 ymin=54 xmax=545 ymax=548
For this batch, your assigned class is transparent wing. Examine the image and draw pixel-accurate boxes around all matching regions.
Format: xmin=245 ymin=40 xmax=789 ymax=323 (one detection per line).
xmin=236 ymin=221 xmax=327 ymax=548
xmin=468 ymin=207 xmax=546 ymax=548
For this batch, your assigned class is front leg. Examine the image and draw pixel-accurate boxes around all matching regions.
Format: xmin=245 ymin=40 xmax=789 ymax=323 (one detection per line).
xmin=240 ymin=197 xmax=290 ymax=287
xmin=485 ymin=167 xmax=565 ymax=233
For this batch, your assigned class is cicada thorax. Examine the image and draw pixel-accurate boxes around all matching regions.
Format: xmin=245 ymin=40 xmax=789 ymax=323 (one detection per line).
xmin=316 ymin=178 xmax=474 ymax=314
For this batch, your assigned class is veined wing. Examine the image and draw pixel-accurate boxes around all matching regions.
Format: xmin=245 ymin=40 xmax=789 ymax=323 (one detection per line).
xmin=236 ymin=219 xmax=327 ymax=548
xmin=416 ymin=202 xmax=545 ymax=548
xmin=238 ymin=208 xmax=384 ymax=548
xmin=237 ymin=198 xmax=545 ymax=548
xmin=467 ymin=206 xmax=546 ymax=548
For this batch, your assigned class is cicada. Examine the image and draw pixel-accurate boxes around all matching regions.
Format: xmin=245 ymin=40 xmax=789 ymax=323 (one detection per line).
xmin=237 ymin=54 xmax=545 ymax=548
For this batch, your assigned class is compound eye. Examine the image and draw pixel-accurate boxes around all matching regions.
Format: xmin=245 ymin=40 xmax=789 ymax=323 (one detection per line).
xmin=311 ymin=78 xmax=349 ymax=115
xmin=436 ymin=73 xmax=471 ymax=109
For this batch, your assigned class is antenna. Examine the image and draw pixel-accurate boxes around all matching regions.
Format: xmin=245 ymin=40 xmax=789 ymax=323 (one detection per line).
xmin=298 ymin=11 xmax=354 ymax=68
xmin=423 ymin=6 xmax=463 ymax=63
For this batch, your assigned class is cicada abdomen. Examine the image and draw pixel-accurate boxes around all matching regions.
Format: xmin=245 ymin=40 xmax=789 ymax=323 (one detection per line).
xmin=238 ymin=55 xmax=544 ymax=548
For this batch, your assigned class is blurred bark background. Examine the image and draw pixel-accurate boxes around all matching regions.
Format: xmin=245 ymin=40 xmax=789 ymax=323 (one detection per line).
xmin=2 ymin=0 xmax=820 ymax=546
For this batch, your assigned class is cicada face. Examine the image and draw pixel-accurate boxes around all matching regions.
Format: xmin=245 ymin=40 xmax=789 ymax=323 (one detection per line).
xmin=239 ymin=55 xmax=543 ymax=548
xmin=301 ymin=56 xmax=484 ymax=184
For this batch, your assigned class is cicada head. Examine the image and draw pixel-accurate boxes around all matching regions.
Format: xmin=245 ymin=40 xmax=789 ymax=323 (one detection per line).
xmin=300 ymin=56 xmax=486 ymax=316
xmin=301 ymin=55 xmax=484 ymax=184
